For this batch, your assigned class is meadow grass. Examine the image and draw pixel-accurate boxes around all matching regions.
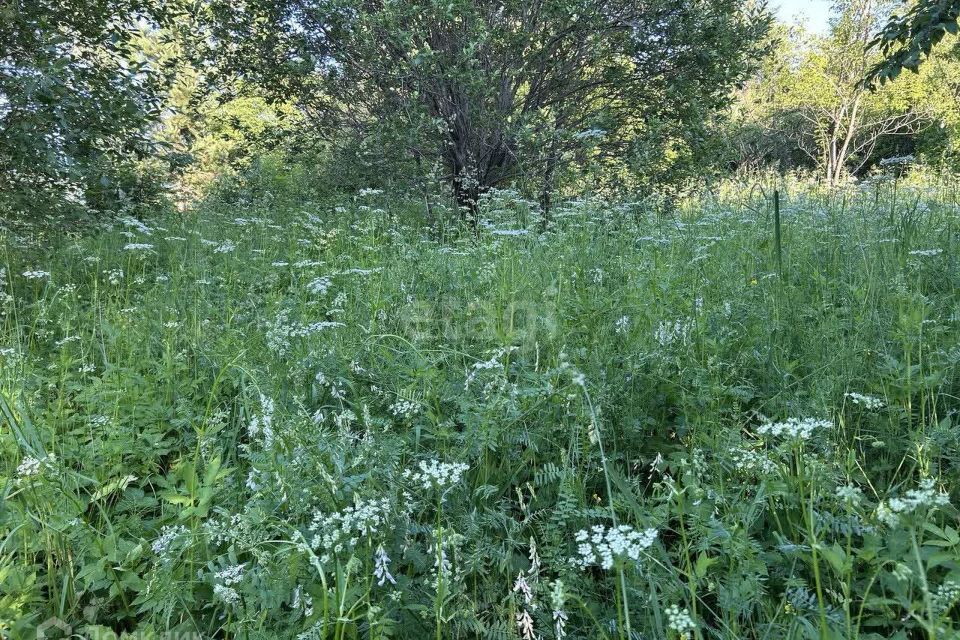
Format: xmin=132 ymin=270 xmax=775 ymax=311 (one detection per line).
xmin=1 ymin=177 xmax=959 ymax=639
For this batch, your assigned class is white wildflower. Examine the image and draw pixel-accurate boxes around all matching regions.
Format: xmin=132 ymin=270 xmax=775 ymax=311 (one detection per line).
xmin=215 ymin=564 xmax=245 ymax=586
xmin=835 ymin=484 xmax=864 ymax=505
xmin=104 ymin=269 xmax=124 ymax=285
xmin=614 ymin=315 xmax=630 ymax=334
xmin=877 ymin=478 xmax=949 ymax=526
xmin=152 ymin=524 xmax=188 ymax=557
xmin=550 ymin=580 xmax=568 ymax=640
xmin=665 ymin=604 xmax=695 ymax=634
xmin=513 ymin=573 xmax=535 ymax=607
xmin=309 ymin=497 xmax=391 ymax=562
xmin=572 ymin=524 xmax=657 ymax=570
xmin=756 ymin=417 xmax=832 ymax=440
xmin=934 ymin=580 xmax=960 ymax=614
xmin=307 ymin=276 xmax=332 ymax=295
xmin=403 ymin=459 xmax=469 ymax=491
xmin=213 ymin=584 xmax=240 ymax=606
xmin=16 ymin=456 xmax=42 ymax=478
xmin=655 ymin=319 xmax=691 ymax=347
xmin=845 ymin=392 xmax=884 ymax=410
xmin=374 ymin=545 xmax=396 ymax=586
xmin=731 ymin=447 xmax=778 ymax=475
xmin=515 ymin=609 xmax=537 ymax=640
xmin=389 ymin=399 xmax=421 ymax=420
xmin=247 ymin=393 xmax=275 ymax=449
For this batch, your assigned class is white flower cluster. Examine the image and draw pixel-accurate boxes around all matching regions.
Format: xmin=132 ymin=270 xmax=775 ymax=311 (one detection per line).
xmin=152 ymin=524 xmax=188 ymax=557
xmin=835 ymin=484 xmax=864 ymax=505
xmin=216 ymin=564 xmax=245 ymax=587
xmin=465 ymin=346 xmax=518 ymax=387
xmin=909 ymin=248 xmax=943 ymax=257
xmin=22 ymin=270 xmax=50 ymax=279
xmin=756 ymin=417 xmax=832 ymax=440
xmin=934 ymin=580 xmax=960 ymax=614
xmin=877 ymin=478 xmax=950 ymax=526
xmin=307 ymin=276 xmax=332 ymax=295
xmin=403 ymin=459 xmax=469 ymax=490
xmin=16 ymin=456 xmax=42 ymax=478
xmin=294 ymin=321 xmax=345 ymax=336
xmin=308 ymin=497 xmax=391 ymax=563
xmin=104 ymin=269 xmax=124 ymax=285
xmin=388 ymin=399 xmax=421 ymax=420
xmin=247 ymin=393 xmax=275 ymax=449
xmin=614 ymin=315 xmax=630 ymax=334
xmin=213 ymin=240 xmax=237 ymax=254
xmin=845 ymin=392 xmax=884 ymax=410
xmin=123 ymin=243 xmax=154 ymax=251
xmin=204 ymin=513 xmax=244 ymax=546
xmin=213 ymin=583 xmax=240 ymax=606
xmin=665 ymin=604 xmax=695 ymax=634
xmin=731 ymin=447 xmax=778 ymax=475
xmin=573 ymin=524 xmax=657 ymax=570
xmin=655 ymin=319 xmax=691 ymax=347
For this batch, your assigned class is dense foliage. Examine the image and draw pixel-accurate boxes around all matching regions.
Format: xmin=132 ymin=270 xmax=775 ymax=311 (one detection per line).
xmin=5 ymin=1 xmax=960 ymax=638
xmin=2 ymin=174 xmax=960 ymax=638
xmin=208 ymin=0 xmax=771 ymax=214
xmin=0 ymin=0 xmax=176 ymax=216
xmin=869 ymin=0 xmax=960 ymax=84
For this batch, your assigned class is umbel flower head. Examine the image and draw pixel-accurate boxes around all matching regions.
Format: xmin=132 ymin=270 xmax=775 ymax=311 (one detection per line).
xmin=403 ymin=459 xmax=469 ymax=491
xmin=573 ymin=524 xmax=657 ymax=570
xmin=877 ymin=478 xmax=950 ymax=526
xmin=756 ymin=417 xmax=832 ymax=440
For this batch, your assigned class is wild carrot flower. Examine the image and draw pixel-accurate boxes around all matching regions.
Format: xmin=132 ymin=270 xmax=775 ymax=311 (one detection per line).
xmin=403 ymin=459 xmax=469 ymax=491
xmin=665 ymin=604 xmax=695 ymax=635
xmin=756 ymin=417 xmax=832 ymax=440
xmin=573 ymin=524 xmax=657 ymax=570
xmin=16 ymin=456 xmax=42 ymax=478
xmin=213 ymin=584 xmax=240 ymax=606
xmin=308 ymin=497 xmax=391 ymax=563
xmin=877 ymin=478 xmax=949 ymax=526
xmin=215 ymin=564 xmax=246 ymax=586
xmin=845 ymin=392 xmax=884 ymax=410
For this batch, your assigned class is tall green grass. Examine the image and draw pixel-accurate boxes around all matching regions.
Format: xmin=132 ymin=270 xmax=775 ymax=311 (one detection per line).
xmin=1 ymin=176 xmax=959 ymax=639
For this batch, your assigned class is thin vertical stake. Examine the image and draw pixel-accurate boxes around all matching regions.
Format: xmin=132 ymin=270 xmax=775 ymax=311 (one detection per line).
xmin=774 ymin=189 xmax=783 ymax=278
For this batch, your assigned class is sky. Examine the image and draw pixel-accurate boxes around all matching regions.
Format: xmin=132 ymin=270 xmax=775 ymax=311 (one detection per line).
xmin=774 ymin=0 xmax=833 ymax=34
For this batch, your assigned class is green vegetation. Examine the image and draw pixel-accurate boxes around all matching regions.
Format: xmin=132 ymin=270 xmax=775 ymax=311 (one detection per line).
xmin=2 ymin=176 xmax=960 ymax=638
xmin=4 ymin=0 xmax=960 ymax=638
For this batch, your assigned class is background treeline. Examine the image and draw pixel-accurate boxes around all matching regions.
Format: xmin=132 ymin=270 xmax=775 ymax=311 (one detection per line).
xmin=2 ymin=0 xmax=960 ymax=222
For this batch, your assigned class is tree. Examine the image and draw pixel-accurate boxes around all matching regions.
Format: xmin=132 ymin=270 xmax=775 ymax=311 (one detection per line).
xmin=0 ymin=0 xmax=176 ymax=216
xmin=868 ymin=0 xmax=960 ymax=84
xmin=731 ymin=0 xmax=932 ymax=183
xmin=210 ymin=0 xmax=771 ymax=220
